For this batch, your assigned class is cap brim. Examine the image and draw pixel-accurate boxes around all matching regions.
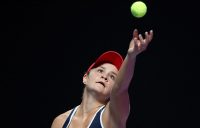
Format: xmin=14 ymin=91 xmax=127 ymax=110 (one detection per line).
xmin=86 ymin=51 xmax=123 ymax=74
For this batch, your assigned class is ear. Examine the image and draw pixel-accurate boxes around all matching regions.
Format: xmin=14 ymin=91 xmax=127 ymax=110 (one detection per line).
xmin=82 ymin=73 xmax=88 ymax=84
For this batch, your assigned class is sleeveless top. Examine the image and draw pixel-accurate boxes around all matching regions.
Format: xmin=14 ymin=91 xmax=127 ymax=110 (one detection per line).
xmin=62 ymin=105 xmax=105 ymax=128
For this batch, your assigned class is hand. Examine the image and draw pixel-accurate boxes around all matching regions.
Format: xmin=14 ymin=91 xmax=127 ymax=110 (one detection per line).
xmin=128 ymin=29 xmax=153 ymax=58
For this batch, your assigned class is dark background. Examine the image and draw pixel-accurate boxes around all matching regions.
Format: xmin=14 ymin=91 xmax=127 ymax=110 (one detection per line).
xmin=8 ymin=0 xmax=199 ymax=128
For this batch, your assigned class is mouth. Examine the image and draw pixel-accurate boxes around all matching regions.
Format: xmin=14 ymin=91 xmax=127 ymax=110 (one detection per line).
xmin=96 ymin=81 xmax=105 ymax=87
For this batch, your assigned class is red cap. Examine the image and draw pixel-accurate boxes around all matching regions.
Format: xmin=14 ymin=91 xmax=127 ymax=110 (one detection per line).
xmin=86 ymin=51 xmax=124 ymax=74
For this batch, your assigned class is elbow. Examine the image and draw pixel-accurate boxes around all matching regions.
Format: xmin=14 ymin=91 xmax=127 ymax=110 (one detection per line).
xmin=111 ymin=82 xmax=130 ymax=96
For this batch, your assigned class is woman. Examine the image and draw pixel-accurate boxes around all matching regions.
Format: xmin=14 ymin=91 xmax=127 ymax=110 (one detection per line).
xmin=51 ymin=29 xmax=153 ymax=128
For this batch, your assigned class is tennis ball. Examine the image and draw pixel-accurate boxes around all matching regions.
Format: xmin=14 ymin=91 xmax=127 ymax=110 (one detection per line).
xmin=130 ymin=1 xmax=147 ymax=18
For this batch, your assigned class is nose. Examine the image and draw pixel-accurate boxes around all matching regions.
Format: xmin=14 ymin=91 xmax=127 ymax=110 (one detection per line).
xmin=101 ymin=74 xmax=108 ymax=81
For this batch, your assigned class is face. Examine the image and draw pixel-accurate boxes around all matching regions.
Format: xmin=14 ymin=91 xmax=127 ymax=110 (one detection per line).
xmin=83 ymin=63 xmax=118 ymax=101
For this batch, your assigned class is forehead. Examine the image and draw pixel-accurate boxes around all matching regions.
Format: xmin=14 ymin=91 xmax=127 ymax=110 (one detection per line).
xmin=95 ymin=63 xmax=118 ymax=73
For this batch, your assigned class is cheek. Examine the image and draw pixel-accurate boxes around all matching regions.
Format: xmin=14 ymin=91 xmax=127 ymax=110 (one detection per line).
xmin=107 ymin=82 xmax=115 ymax=89
xmin=89 ymin=71 xmax=101 ymax=80
xmin=88 ymin=73 xmax=99 ymax=83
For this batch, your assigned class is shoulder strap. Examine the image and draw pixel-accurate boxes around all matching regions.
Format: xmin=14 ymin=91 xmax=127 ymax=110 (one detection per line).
xmin=88 ymin=105 xmax=105 ymax=128
xmin=62 ymin=106 xmax=78 ymax=128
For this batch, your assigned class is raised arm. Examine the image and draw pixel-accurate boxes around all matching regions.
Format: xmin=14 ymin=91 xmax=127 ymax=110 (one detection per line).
xmin=104 ymin=29 xmax=153 ymax=127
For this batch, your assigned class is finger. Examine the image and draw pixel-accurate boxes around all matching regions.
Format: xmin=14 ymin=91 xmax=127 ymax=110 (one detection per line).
xmin=133 ymin=29 xmax=138 ymax=38
xmin=149 ymin=30 xmax=153 ymax=41
xmin=142 ymin=40 xmax=147 ymax=50
xmin=148 ymin=30 xmax=153 ymax=42
xmin=139 ymin=34 xmax=148 ymax=49
xmin=138 ymin=34 xmax=144 ymax=43
xmin=134 ymin=38 xmax=140 ymax=48
xmin=129 ymin=39 xmax=135 ymax=48
xmin=145 ymin=32 xmax=150 ymax=41
xmin=134 ymin=38 xmax=138 ymax=46
xmin=136 ymin=39 xmax=142 ymax=50
xmin=145 ymin=30 xmax=153 ymax=45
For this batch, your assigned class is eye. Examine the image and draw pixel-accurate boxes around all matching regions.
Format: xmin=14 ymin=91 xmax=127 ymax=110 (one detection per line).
xmin=97 ymin=69 xmax=103 ymax=73
xmin=110 ymin=75 xmax=116 ymax=80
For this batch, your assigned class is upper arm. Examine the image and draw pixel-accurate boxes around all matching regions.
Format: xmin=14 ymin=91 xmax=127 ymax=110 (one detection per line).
xmin=102 ymin=91 xmax=130 ymax=127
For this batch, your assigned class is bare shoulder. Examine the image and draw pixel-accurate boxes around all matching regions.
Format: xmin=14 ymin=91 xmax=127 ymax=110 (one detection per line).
xmin=51 ymin=109 xmax=73 ymax=128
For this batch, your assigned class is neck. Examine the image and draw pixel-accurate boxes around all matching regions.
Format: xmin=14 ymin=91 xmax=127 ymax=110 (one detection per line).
xmin=77 ymin=88 xmax=105 ymax=117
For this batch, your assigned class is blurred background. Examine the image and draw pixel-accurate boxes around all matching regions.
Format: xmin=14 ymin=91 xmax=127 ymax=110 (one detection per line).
xmin=8 ymin=0 xmax=199 ymax=128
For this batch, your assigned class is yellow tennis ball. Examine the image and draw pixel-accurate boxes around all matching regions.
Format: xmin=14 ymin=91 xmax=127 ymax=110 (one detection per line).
xmin=130 ymin=1 xmax=147 ymax=18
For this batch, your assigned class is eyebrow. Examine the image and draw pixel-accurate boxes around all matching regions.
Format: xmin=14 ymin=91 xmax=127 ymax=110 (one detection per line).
xmin=99 ymin=66 xmax=118 ymax=76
